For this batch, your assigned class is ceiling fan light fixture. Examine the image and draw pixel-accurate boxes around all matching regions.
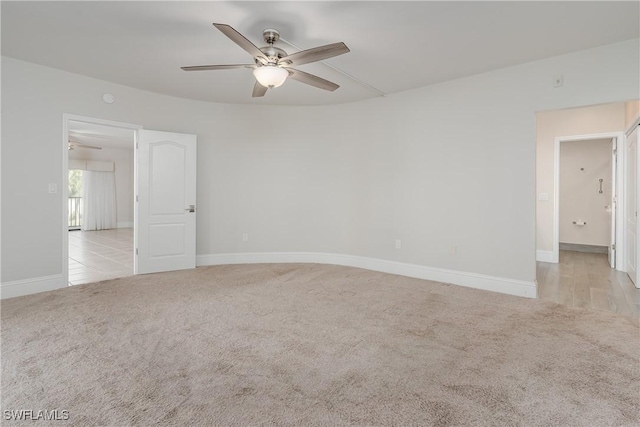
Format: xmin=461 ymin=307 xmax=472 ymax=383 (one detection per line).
xmin=253 ymin=66 xmax=288 ymax=88
xmin=183 ymin=24 xmax=349 ymax=97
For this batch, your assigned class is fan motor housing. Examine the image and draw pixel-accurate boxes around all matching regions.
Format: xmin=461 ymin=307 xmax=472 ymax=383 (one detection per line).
xmin=258 ymin=45 xmax=287 ymax=62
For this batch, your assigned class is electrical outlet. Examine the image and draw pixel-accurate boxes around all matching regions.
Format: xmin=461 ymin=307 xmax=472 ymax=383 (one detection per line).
xmin=449 ymin=245 xmax=457 ymax=255
xmin=242 ymin=233 xmax=248 ymax=242
xmin=395 ymin=239 xmax=401 ymax=249
xmin=48 ymin=183 xmax=57 ymax=194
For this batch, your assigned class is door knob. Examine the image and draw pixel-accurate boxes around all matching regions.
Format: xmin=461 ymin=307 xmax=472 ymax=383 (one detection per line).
xmin=185 ymin=205 xmax=196 ymax=213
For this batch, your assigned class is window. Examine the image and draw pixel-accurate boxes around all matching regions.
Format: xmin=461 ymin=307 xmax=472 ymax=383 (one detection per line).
xmin=68 ymin=169 xmax=82 ymax=229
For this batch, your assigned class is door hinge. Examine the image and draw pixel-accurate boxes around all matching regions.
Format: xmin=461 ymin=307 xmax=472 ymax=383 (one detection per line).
xmin=136 ymin=248 xmax=138 ymax=255
xmin=612 ymin=244 xmax=616 ymax=250
xmin=136 ymin=142 xmax=139 ymax=149
xmin=136 ymin=195 xmax=139 ymax=202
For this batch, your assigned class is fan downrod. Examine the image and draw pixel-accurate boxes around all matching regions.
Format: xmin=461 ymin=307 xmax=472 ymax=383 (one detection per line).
xmin=262 ymin=29 xmax=280 ymax=45
xmin=259 ymin=28 xmax=286 ymax=61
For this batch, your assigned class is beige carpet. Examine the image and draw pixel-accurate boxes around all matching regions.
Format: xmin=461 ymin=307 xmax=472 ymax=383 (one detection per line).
xmin=2 ymin=264 xmax=639 ymax=426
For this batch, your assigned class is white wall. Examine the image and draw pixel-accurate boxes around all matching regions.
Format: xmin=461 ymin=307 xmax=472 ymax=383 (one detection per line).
xmin=559 ymin=139 xmax=612 ymax=246
xmin=627 ymin=100 xmax=640 ymax=129
xmin=68 ymin=147 xmax=134 ymax=227
xmin=2 ymin=38 xmax=639 ymax=295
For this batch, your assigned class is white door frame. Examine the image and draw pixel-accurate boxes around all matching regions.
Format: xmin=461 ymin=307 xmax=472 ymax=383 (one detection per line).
xmin=552 ymin=132 xmax=626 ymax=268
xmin=61 ymin=114 xmax=142 ymax=286
xmin=625 ymin=118 xmax=640 ymax=287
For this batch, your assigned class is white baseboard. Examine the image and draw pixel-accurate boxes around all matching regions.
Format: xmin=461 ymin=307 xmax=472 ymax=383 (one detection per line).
xmin=536 ymin=250 xmax=555 ymax=263
xmin=3 ymin=254 xmax=538 ymax=300
xmin=197 ymin=252 xmax=537 ymax=299
xmin=117 ymin=221 xmax=133 ymax=229
xmin=1 ymin=274 xmax=66 ymax=299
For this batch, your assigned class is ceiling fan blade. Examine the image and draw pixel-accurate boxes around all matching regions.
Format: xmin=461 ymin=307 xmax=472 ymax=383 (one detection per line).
xmin=69 ymin=141 xmax=103 ymax=150
xmin=213 ymin=23 xmax=268 ymax=63
xmin=252 ymin=81 xmax=268 ymax=98
xmin=181 ymin=64 xmax=255 ymax=71
xmin=69 ymin=146 xmax=102 ymax=150
xmin=279 ymin=42 xmax=350 ymax=67
xmin=287 ymin=69 xmax=339 ymax=92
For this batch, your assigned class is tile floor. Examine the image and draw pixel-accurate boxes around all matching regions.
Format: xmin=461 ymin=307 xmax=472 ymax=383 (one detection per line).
xmin=537 ymin=250 xmax=640 ymax=318
xmin=68 ymin=228 xmax=134 ymax=285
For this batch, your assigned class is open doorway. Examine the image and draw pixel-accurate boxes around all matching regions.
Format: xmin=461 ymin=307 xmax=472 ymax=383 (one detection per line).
xmin=63 ymin=115 xmax=141 ymax=286
xmin=540 ymin=131 xmax=630 ymax=313
xmin=63 ymin=114 xmax=198 ymax=286
xmin=556 ymin=135 xmax=620 ymax=267
xmin=535 ymin=101 xmax=640 ymax=316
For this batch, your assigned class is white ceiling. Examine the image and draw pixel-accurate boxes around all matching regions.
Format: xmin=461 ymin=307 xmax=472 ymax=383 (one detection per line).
xmin=2 ymin=1 xmax=638 ymax=106
xmin=69 ymin=121 xmax=135 ymax=150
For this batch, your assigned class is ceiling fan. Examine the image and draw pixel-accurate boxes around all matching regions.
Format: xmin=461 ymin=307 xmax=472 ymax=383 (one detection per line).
xmin=68 ymin=140 xmax=102 ymax=151
xmin=181 ymin=23 xmax=350 ymax=97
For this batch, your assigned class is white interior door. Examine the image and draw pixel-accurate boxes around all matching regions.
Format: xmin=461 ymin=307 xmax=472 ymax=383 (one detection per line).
xmin=626 ymin=127 xmax=637 ymax=286
xmin=609 ymin=137 xmax=617 ymax=268
xmin=136 ymin=130 xmax=197 ymax=274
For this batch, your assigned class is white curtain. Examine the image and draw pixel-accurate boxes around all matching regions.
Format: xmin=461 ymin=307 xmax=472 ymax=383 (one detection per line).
xmin=82 ymin=171 xmax=117 ymax=231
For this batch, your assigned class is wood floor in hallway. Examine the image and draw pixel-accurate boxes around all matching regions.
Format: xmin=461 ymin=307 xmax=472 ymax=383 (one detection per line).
xmin=537 ymin=250 xmax=640 ymax=318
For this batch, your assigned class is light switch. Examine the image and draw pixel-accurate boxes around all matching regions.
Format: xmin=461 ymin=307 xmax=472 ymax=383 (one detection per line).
xmin=538 ymin=193 xmax=549 ymax=201
xmin=48 ymin=183 xmax=57 ymax=194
